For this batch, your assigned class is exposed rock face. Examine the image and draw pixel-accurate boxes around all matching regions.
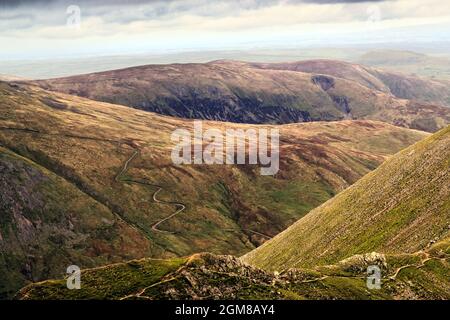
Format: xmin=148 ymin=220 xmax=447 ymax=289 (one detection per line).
xmin=136 ymin=97 xmax=312 ymax=124
xmin=0 ymin=156 xmax=47 ymax=244
xmin=331 ymin=95 xmax=351 ymax=115
xmin=144 ymin=254 xmax=279 ymax=299
xmin=312 ymin=75 xmax=335 ymax=91
xmin=337 ymin=252 xmax=388 ymax=273
xmin=312 ymin=75 xmax=351 ymax=116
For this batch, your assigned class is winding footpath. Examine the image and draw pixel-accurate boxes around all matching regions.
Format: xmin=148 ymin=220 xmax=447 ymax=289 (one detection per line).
xmin=386 ymin=251 xmax=447 ymax=281
xmin=114 ymin=147 xmax=269 ymax=238
xmin=114 ymin=148 xmax=186 ymax=234
xmin=224 ymin=228 xmax=272 ymax=240
xmin=0 ymin=126 xmax=187 ymax=234
xmin=1 ymin=126 xmax=270 ymax=239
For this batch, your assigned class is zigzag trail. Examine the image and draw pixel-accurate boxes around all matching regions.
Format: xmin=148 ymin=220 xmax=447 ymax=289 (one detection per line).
xmin=115 ymin=146 xmax=272 ymax=239
xmin=114 ymin=148 xmax=186 ymax=234
xmin=0 ymin=127 xmax=151 ymax=236
xmin=0 ymin=126 xmax=270 ymax=239
xmin=0 ymin=126 xmax=186 ymax=234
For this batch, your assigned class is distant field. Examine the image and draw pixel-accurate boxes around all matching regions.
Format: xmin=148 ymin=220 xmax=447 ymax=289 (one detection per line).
xmin=357 ymin=50 xmax=450 ymax=80
xmin=2 ymin=47 xmax=449 ymax=80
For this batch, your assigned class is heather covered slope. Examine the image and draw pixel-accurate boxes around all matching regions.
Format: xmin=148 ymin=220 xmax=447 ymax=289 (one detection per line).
xmin=0 ymin=81 xmax=427 ymax=298
xmin=31 ymin=60 xmax=450 ymax=132
xmin=243 ymin=126 xmax=450 ymax=271
xmin=252 ymin=59 xmax=450 ymax=107
xmin=17 ymin=237 xmax=450 ymax=300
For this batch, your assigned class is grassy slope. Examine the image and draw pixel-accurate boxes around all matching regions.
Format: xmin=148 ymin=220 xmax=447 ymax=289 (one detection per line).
xmin=31 ymin=60 xmax=450 ymax=132
xmin=243 ymin=126 xmax=450 ymax=271
xmin=17 ymin=237 xmax=450 ymax=300
xmin=17 ymin=257 xmax=186 ymax=300
xmin=0 ymin=146 xmax=149 ymax=299
xmin=0 ymin=82 xmax=428 ymax=297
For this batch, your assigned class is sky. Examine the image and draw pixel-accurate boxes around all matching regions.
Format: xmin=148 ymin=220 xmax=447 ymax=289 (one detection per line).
xmin=0 ymin=0 xmax=450 ymax=60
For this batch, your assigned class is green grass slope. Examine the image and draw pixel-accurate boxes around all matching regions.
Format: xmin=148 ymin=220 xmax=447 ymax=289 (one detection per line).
xmin=243 ymin=125 xmax=450 ymax=271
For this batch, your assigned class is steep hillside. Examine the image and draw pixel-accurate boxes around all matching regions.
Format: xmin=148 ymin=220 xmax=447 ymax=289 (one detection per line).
xmin=0 ymin=81 xmax=427 ymax=298
xmin=243 ymin=126 xmax=450 ymax=271
xmin=0 ymin=146 xmax=149 ymax=299
xmin=17 ymin=237 xmax=450 ymax=300
xmin=30 ymin=60 xmax=450 ymax=132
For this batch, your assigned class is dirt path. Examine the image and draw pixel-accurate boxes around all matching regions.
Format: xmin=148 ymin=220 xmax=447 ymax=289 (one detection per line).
xmin=0 ymin=127 xmax=152 ymax=236
xmin=388 ymin=251 xmax=437 ymax=281
xmin=244 ymin=229 xmax=272 ymax=240
xmin=1 ymin=126 xmax=266 ymax=238
xmin=0 ymin=127 xmax=187 ymax=234
xmin=224 ymin=228 xmax=272 ymax=244
xmin=115 ymin=147 xmax=187 ymax=234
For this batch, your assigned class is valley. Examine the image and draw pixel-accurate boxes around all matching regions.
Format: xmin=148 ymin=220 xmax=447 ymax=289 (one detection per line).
xmin=15 ymin=124 xmax=450 ymax=300
xmin=0 ymin=80 xmax=429 ymax=298
xmin=2 ymin=0 xmax=449 ymax=305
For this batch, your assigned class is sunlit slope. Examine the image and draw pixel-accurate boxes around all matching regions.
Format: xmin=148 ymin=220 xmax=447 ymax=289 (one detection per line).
xmin=243 ymin=126 xmax=450 ymax=271
xmin=358 ymin=50 xmax=450 ymax=81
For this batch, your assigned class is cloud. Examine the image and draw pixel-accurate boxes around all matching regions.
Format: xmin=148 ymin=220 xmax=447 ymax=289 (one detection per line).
xmin=300 ymin=0 xmax=386 ymax=3
xmin=0 ymin=0 xmax=395 ymax=29
xmin=0 ymin=0 xmax=449 ymax=59
xmin=0 ymin=0 xmax=385 ymax=6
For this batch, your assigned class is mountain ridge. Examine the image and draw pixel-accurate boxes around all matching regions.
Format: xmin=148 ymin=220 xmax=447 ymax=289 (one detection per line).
xmin=16 ymin=236 xmax=450 ymax=300
xmin=28 ymin=59 xmax=450 ymax=132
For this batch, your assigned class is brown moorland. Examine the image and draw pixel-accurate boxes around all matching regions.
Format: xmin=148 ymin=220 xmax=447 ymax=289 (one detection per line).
xmin=31 ymin=60 xmax=450 ymax=132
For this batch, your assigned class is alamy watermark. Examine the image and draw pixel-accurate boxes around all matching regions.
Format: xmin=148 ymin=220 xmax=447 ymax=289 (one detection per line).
xmin=66 ymin=265 xmax=81 ymax=290
xmin=366 ymin=265 xmax=381 ymax=290
xmin=366 ymin=5 xmax=381 ymax=23
xmin=66 ymin=5 xmax=81 ymax=28
xmin=171 ymin=121 xmax=279 ymax=175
